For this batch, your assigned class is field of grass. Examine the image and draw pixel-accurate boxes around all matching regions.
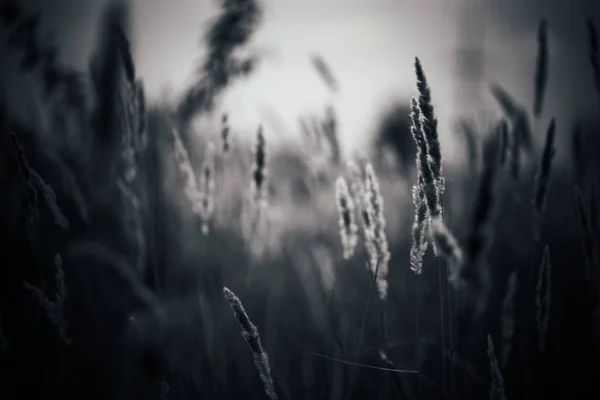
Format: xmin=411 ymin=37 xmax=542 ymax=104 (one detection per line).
xmin=1 ymin=1 xmax=599 ymax=399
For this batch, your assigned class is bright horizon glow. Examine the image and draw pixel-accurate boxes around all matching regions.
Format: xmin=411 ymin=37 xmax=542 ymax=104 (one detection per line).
xmin=17 ymin=0 xmax=600 ymax=166
xmin=133 ymin=0 xmax=464 ymax=160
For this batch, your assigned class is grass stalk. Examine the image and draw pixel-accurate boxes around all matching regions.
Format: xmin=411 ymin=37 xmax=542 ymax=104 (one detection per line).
xmin=346 ymin=256 xmax=381 ymax=400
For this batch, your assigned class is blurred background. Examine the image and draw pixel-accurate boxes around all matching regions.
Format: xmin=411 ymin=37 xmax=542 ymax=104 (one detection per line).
xmin=2 ymin=0 xmax=599 ymax=159
xmin=1 ymin=1 xmax=600 ymax=399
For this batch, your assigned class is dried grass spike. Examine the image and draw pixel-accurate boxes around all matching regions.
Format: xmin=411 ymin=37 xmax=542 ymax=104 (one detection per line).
xmin=223 ymin=287 xmax=277 ymax=400
xmin=311 ymin=53 xmax=339 ymax=92
xmin=430 ymin=217 xmax=463 ymax=276
xmin=487 ymin=335 xmax=507 ymax=400
xmin=459 ymin=133 xmax=500 ymax=300
xmin=533 ymin=19 xmax=548 ymax=118
xmin=31 ymin=171 xmax=69 ymax=230
xmin=221 ymin=113 xmax=231 ymax=153
xmin=171 ymin=126 xmax=203 ymax=216
xmin=410 ymin=96 xmax=438 ymax=256
xmin=410 ymin=183 xmax=429 ymax=275
xmin=414 ymin=58 xmax=444 ymax=195
xmin=251 ymin=125 xmax=268 ymax=205
xmin=335 ymin=177 xmax=359 ymax=260
xmin=532 ymin=118 xmax=556 ymax=241
xmin=199 ymin=142 xmax=216 ymax=234
xmin=364 ymin=163 xmax=390 ymax=299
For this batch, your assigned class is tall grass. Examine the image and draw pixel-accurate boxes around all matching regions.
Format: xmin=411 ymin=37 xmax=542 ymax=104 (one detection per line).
xmin=0 ymin=2 xmax=599 ymax=400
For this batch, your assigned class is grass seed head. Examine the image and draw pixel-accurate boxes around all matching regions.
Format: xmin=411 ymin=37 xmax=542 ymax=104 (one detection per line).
xmin=335 ymin=176 xmax=359 ymax=260
xmin=223 ymin=287 xmax=277 ymax=400
xmin=221 ymin=113 xmax=231 ymax=153
xmin=533 ymin=19 xmax=548 ymax=118
xmin=487 ymin=335 xmax=507 ymax=400
xmin=410 ymin=183 xmax=429 ymax=275
xmin=414 ymin=57 xmax=444 ymax=195
xmin=364 ymin=163 xmax=390 ymax=299
xmin=251 ymin=125 xmax=268 ymax=205
xmin=200 ymin=141 xmax=216 ymax=234
xmin=532 ymin=118 xmax=556 ymax=241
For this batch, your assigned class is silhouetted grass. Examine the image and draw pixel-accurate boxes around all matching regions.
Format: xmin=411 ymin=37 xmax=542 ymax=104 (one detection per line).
xmin=0 ymin=5 xmax=599 ymax=400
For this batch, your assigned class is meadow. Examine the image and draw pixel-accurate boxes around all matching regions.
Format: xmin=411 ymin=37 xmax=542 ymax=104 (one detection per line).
xmin=0 ymin=0 xmax=599 ymax=399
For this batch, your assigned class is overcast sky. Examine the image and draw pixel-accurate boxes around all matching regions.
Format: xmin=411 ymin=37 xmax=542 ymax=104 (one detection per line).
xmin=4 ymin=0 xmax=600 ymax=160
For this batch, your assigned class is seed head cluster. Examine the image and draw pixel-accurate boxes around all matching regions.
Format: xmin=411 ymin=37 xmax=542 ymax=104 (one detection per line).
xmin=251 ymin=125 xmax=268 ymax=205
xmin=335 ymin=176 xmax=359 ymax=260
xmin=364 ymin=163 xmax=390 ymax=300
xmin=221 ymin=113 xmax=231 ymax=153
xmin=199 ymin=142 xmax=216 ymax=235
